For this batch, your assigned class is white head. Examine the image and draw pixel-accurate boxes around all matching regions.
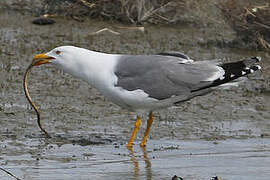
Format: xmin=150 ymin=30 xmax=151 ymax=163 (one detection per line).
xmin=31 ymin=46 xmax=94 ymax=78
xmin=30 ymin=46 xmax=117 ymax=85
xmin=31 ymin=46 xmax=84 ymax=66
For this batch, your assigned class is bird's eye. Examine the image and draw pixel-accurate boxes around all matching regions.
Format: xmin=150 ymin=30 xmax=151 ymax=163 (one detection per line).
xmin=56 ymin=50 xmax=61 ymax=55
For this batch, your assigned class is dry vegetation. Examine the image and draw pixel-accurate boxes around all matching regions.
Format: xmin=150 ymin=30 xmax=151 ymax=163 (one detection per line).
xmin=2 ymin=0 xmax=269 ymax=50
xmin=44 ymin=0 xmax=186 ymax=24
xmin=41 ymin=0 xmax=270 ymax=50
xmin=219 ymin=0 xmax=270 ymax=51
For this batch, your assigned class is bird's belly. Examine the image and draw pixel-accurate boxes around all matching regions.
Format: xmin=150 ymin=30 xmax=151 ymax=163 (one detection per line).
xmin=98 ymin=85 xmax=167 ymax=111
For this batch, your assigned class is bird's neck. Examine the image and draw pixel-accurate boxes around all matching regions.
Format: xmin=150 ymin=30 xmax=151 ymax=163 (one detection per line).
xmin=64 ymin=51 xmax=119 ymax=90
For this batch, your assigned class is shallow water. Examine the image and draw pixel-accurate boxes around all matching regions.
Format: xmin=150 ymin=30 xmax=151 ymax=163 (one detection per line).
xmin=1 ymin=138 xmax=270 ymax=180
xmin=0 ymin=9 xmax=270 ymax=180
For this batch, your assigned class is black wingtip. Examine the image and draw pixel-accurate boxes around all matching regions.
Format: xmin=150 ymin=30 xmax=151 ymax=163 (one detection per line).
xmin=251 ymin=56 xmax=262 ymax=62
xmin=191 ymin=57 xmax=262 ymax=92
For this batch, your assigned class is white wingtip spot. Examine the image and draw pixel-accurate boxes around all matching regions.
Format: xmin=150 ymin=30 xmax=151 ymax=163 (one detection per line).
xmin=219 ymin=76 xmax=225 ymax=80
xmin=245 ymin=67 xmax=250 ymax=70
xmin=256 ymin=65 xmax=262 ymax=70
xmin=250 ymin=69 xmax=254 ymax=73
xmin=241 ymin=71 xmax=246 ymax=75
xmin=230 ymin=74 xmax=235 ymax=78
xmin=256 ymin=56 xmax=262 ymax=62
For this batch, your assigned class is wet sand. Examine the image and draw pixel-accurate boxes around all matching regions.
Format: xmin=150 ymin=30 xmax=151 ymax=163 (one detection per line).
xmin=0 ymin=9 xmax=270 ymax=180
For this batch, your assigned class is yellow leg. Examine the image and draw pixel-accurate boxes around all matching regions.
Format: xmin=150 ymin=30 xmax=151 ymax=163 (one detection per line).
xmin=140 ymin=112 xmax=154 ymax=147
xmin=126 ymin=116 xmax=141 ymax=147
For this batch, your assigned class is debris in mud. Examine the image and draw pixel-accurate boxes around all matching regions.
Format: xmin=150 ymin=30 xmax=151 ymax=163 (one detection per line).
xmin=153 ymin=145 xmax=180 ymax=151
xmin=51 ymin=133 xmax=114 ymax=146
xmin=89 ymin=28 xmax=120 ymax=36
xmin=219 ymin=0 xmax=270 ymax=51
xmin=211 ymin=176 xmax=222 ymax=180
xmin=172 ymin=175 xmax=184 ymax=180
xmin=260 ymin=133 xmax=270 ymax=138
xmin=32 ymin=17 xmax=55 ymax=25
xmin=71 ymin=138 xmax=106 ymax=146
xmin=0 ymin=167 xmax=21 ymax=180
xmin=172 ymin=175 xmax=223 ymax=180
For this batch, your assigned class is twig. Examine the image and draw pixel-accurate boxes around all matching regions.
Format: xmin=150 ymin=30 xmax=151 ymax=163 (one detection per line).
xmin=156 ymin=14 xmax=171 ymax=22
xmin=43 ymin=14 xmax=57 ymax=18
xmin=252 ymin=3 xmax=269 ymax=12
xmin=0 ymin=168 xmax=21 ymax=180
xmin=90 ymin=28 xmax=120 ymax=35
xmin=117 ymin=26 xmax=145 ymax=32
xmin=254 ymin=22 xmax=270 ymax=30
xmin=258 ymin=36 xmax=270 ymax=50
xmin=139 ymin=2 xmax=173 ymax=22
xmin=77 ymin=0 xmax=95 ymax=8
xmin=244 ymin=7 xmax=256 ymax=17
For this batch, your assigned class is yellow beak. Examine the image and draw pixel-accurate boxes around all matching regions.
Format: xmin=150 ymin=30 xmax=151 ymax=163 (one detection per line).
xmin=32 ymin=53 xmax=55 ymax=66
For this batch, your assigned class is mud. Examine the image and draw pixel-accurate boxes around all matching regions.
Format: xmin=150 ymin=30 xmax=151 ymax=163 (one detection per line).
xmin=0 ymin=8 xmax=270 ymax=180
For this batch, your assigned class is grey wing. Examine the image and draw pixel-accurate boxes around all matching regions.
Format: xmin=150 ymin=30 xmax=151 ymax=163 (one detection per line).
xmin=157 ymin=51 xmax=191 ymax=60
xmin=114 ymin=55 xmax=224 ymax=100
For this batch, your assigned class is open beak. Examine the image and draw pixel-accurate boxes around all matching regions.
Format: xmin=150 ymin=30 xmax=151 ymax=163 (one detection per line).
xmin=31 ymin=53 xmax=55 ymax=66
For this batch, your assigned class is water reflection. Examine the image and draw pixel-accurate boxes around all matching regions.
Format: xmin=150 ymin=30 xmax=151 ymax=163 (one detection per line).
xmin=127 ymin=147 xmax=152 ymax=180
xmin=127 ymin=147 xmax=139 ymax=180
xmin=142 ymin=147 xmax=152 ymax=180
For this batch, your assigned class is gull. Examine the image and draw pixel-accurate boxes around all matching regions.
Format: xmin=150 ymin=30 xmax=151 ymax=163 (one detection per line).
xmin=30 ymin=46 xmax=262 ymax=147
